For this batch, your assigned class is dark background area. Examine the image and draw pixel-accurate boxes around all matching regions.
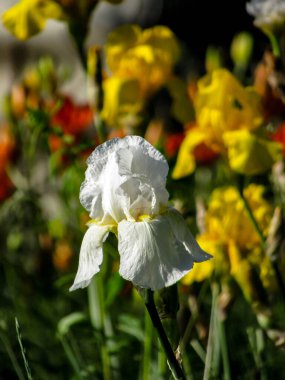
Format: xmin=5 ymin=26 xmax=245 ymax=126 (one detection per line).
xmin=157 ymin=0 xmax=268 ymax=66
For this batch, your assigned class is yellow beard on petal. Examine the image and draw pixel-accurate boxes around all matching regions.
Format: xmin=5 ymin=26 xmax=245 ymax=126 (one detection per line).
xmin=137 ymin=214 xmax=152 ymax=222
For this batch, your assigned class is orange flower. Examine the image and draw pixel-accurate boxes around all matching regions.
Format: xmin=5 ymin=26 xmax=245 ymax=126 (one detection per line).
xmin=51 ymin=96 xmax=93 ymax=136
xmin=53 ymin=240 xmax=73 ymax=271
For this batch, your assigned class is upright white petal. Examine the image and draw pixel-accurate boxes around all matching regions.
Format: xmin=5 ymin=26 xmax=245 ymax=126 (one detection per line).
xmin=69 ymin=224 xmax=110 ymax=291
xmin=117 ymin=209 xmax=211 ymax=290
xmin=80 ymin=136 xmax=169 ymax=224
xmin=246 ymin=0 xmax=285 ymax=28
xmin=80 ymin=144 xmax=126 ymax=224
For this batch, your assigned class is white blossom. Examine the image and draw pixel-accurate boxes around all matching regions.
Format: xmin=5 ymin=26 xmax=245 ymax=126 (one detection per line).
xmin=70 ymin=136 xmax=211 ymax=291
xmin=246 ymin=0 xmax=285 ymax=30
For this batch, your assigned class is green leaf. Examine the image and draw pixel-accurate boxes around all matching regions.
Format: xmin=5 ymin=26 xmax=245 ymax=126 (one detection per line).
xmin=105 ymin=273 xmax=124 ymax=307
xmin=57 ymin=312 xmax=87 ymax=337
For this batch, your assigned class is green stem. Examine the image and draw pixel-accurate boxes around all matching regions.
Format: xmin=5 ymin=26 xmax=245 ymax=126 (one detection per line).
xmin=219 ymin=317 xmax=231 ymax=380
xmin=157 ymin=344 xmax=167 ymax=377
xmin=180 ymin=352 xmax=194 ymax=380
xmin=240 ymin=191 xmax=265 ymax=244
xmin=141 ymin=308 xmax=153 ymax=380
xmin=178 ymin=281 xmax=209 ymax=357
xmin=203 ymin=283 xmax=220 ymax=380
xmin=59 ymin=335 xmax=85 ymax=380
xmin=15 ymin=318 xmax=33 ymax=380
xmin=140 ymin=289 xmax=186 ymax=380
xmin=88 ymin=276 xmax=111 ymax=380
xmin=247 ymin=328 xmax=268 ymax=380
xmin=267 ymin=32 xmax=281 ymax=58
xmin=0 ymin=331 xmax=25 ymax=380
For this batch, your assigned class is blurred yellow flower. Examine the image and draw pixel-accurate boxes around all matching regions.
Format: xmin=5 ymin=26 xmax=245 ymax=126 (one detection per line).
xmin=172 ymin=127 xmax=206 ymax=179
xmin=182 ymin=235 xmax=226 ymax=283
xmin=105 ymin=24 xmax=180 ymax=95
xmin=172 ymin=69 xmax=281 ymax=178
xmin=195 ymin=69 xmax=263 ymax=151
xmin=101 ymin=77 xmax=143 ymax=129
xmin=182 ymin=184 xmax=276 ymax=294
xmin=2 ymin=0 xmax=64 ymax=40
xmin=224 ymin=129 xmax=282 ymax=175
xmin=166 ymin=77 xmax=195 ymax=124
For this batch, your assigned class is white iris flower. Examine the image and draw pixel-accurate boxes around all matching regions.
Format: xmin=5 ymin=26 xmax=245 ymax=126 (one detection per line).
xmin=70 ymin=136 xmax=211 ymax=291
xmin=246 ymin=0 xmax=285 ymax=30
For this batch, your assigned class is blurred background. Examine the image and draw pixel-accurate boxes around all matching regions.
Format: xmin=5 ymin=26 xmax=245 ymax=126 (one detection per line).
xmin=1 ymin=1 xmax=285 ymax=379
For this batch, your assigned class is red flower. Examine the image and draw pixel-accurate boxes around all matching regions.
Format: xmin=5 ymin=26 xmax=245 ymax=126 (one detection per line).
xmin=49 ymin=96 xmax=93 ymax=153
xmin=0 ymin=172 xmax=13 ymax=202
xmin=165 ymin=133 xmax=185 ymax=158
xmin=271 ymin=122 xmax=285 ymax=154
xmin=0 ymin=125 xmax=15 ymax=201
xmin=51 ymin=96 xmax=93 ymax=137
xmin=193 ymin=142 xmax=220 ymax=164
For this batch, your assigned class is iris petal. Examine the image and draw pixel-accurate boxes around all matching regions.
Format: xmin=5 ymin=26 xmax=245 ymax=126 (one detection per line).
xmin=118 ymin=208 xmax=211 ymax=290
xmin=80 ymin=136 xmax=169 ymax=223
xmin=69 ymin=224 xmax=110 ymax=291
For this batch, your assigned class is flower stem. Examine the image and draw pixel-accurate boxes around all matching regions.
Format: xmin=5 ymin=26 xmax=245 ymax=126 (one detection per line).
xmin=219 ymin=315 xmax=231 ymax=380
xmin=178 ymin=281 xmax=209 ymax=356
xmin=15 ymin=318 xmax=33 ymax=380
xmin=203 ymin=282 xmax=220 ymax=380
xmin=88 ymin=276 xmax=111 ymax=380
xmin=267 ymin=32 xmax=281 ymax=58
xmin=247 ymin=327 xmax=268 ymax=380
xmin=157 ymin=344 xmax=167 ymax=376
xmin=141 ymin=308 xmax=153 ymax=380
xmin=139 ymin=288 xmax=186 ymax=380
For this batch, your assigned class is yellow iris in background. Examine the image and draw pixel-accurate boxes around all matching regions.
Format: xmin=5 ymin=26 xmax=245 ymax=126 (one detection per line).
xmin=105 ymin=24 xmax=180 ymax=96
xmin=223 ymin=129 xmax=282 ymax=175
xmin=100 ymin=24 xmax=193 ymax=129
xmin=101 ymin=77 xmax=144 ymax=129
xmin=173 ymin=69 xmax=282 ymax=178
xmin=195 ymin=69 xmax=262 ymax=150
xmin=182 ymin=184 xmax=276 ymax=299
xmin=2 ymin=0 xmax=64 ymax=40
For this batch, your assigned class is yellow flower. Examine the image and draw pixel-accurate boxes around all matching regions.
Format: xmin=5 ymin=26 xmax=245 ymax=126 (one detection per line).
xmin=195 ymin=69 xmax=263 ymax=152
xmin=166 ymin=77 xmax=195 ymax=124
xmin=172 ymin=127 xmax=206 ymax=179
xmin=172 ymin=69 xmax=280 ymax=178
xmin=101 ymin=77 xmax=143 ymax=128
xmin=224 ymin=129 xmax=282 ymax=175
xmin=2 ymin=0 xmax=64 ymax=40
xmin=182 ymin=235 xmax=226 ymax=284
xmin=182 ymin=184 xmax=275 ymax=292
xmin=105 ymin=24 xmax=180 ymax=95
xmin=207 ymin=185 xmax=272 ymax=249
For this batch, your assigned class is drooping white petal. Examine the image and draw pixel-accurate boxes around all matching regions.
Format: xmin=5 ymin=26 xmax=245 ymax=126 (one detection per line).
xmin=166 ymin=208 xmax=212 ymax=262
xmin=69 ymin=224 xmax=110 ymax=291
xmin=80 ymin=136 xmax=169 ymax=224
xmin=117 ymin=209 xmax=211 ymax=290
